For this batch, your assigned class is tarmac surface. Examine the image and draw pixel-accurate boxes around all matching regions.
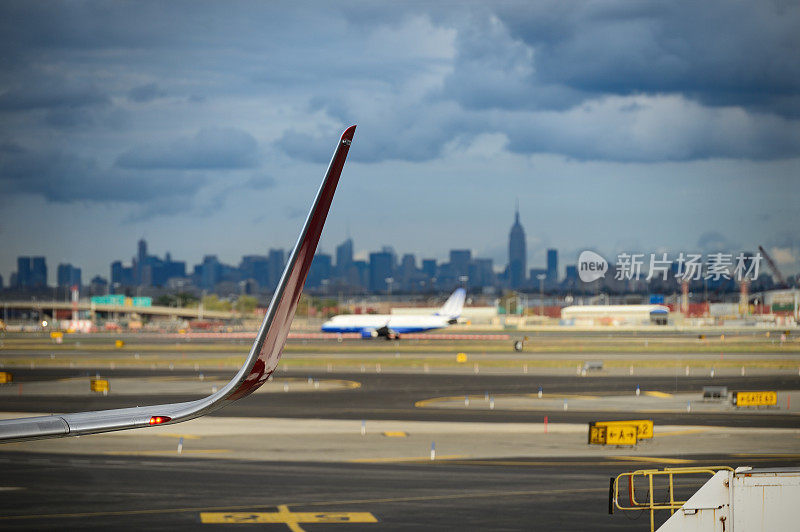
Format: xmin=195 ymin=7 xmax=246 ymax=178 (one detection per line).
xmin=1 ymin=451 xmax=799 ymax=531
xmin=2 ymin=356 xmax=800 ymax=530
xmin=2 ymin=369 xmax=799 ymax=428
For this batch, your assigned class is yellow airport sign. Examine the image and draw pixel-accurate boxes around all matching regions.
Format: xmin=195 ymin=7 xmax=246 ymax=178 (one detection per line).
xmin=50 ymin=331 xmax=64 ymax=339
xmin=621 ymin=420 xmax=653 ymax=440
xmin=605 ymin=424 xmax=638 ymax=445
xmin=0 ymin=372 xmax=12 ymax=384
xmin=588 ymin=424 xmax=607 ymax=445
xmin=733 ymin=391 xmax=777 ymax=407
xmin=115 ymin=340 xmax=125 ymax=348
xmin=592 ymin=420 xmax=653 ymax=440
xmin=90 ymin=379 xmax=109 ymax=393
xmin=456 ymin=352 xmax=468 ymax=363
xmin=589 ymin=420 xmax=653 ymax=445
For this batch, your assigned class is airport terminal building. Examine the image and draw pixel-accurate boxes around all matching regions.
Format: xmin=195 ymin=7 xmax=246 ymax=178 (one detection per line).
xmin=560 ymin=304 xmax=669 ymax=326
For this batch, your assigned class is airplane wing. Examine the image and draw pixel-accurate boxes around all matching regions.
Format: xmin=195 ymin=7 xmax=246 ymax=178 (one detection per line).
xmin=0 ymin=125 xmax=356 ymax=443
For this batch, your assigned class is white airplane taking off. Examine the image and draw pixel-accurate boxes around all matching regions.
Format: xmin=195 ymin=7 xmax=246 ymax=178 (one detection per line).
xmin=321 ymin=288 xmax=466 ymax=339
xmin=0 ymin=125 xmax=356 ymax=443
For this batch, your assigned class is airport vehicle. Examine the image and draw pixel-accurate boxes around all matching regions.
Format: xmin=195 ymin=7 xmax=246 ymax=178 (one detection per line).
xmin=0 ymin=125 xmax=357 ymax=443
xmin=321 ymin=288 xmax=466 ymax=339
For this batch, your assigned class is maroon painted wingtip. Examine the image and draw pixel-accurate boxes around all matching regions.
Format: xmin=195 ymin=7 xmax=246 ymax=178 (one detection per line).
xmin=341 ymin=124 xmax=356 ymax=142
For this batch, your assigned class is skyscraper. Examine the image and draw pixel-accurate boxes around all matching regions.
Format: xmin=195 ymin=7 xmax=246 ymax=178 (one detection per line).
xmin=399 ymin=253 xmax=418 ymax=291
xmin=267 ymin=248 xmax=285 ymax=291
xmin=57 ymin=264 xmax=82 ymax=288
xmin=137 ymin=239 xmax=147 ymax=265
xmin=421 ymin=259 xmax=437 ymax=280
xmin=335 ymin=238 xmax=353 ymax=275
xmin=508 ymin=207 xmax=527 ymax=288
xmin=31 ymin=257 xmax=47 ymax=288
xmin=239 ymin=255 xmax=270 ymax=288
xmin=16 ymin=257 xmax=31 ymax=288
xmin=546 ymin=249 xmax=558 ymax=284
xmin=200 ymin=255 xmax=220 ymax=290
xmin=369 ymin=251 xmax=393 ymax=293
xmin=449 ymin=249 xmax=471 ymax=278
xmin=136 ymin=239 xmax=147 ymax=284
xmin=306 ymin=253 xmax=332 ymax=289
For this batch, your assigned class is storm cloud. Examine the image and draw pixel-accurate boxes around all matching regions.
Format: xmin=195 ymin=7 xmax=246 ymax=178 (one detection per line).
xmin=0 ymin=1 xmax=797 ymax=281
xmin=0 ymin=142 xmax=205 ymax=203
xmin=115 ymin=128 xmax=258 ymax=170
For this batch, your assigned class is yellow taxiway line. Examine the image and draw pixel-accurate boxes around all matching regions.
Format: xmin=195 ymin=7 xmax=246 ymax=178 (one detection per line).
xmin=611 ymin=456 xmax=694 ymax=464
xmin=644 ymin=391 xmax=673 ymax=398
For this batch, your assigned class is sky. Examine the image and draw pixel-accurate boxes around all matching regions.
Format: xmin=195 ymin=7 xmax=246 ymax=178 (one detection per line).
xmin=1 ymin=0 xmax=799 ymax=284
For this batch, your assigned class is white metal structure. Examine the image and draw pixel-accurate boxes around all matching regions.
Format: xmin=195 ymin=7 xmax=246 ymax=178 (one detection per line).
xmin=658 ymin=467 xmax=800 ymax=531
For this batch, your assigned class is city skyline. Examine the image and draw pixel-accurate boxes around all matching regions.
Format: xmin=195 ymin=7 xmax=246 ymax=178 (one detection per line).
xmin=3 ymin=208 xmax=789 ymax=296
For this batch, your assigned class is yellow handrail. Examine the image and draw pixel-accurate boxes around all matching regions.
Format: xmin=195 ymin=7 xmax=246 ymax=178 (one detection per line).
xmin=611 ymin=466 xmax=734 ymax=531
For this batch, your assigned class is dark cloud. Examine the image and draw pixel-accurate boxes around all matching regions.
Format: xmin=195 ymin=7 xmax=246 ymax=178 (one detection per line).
xmin=0 ymin=1 xmax=798 ymax=168
xmin=493 ymin=1 xmax=800 ymax=115
xmin=441 ymin=12 xmax=585 ymax=112
xmin=0 ymin=84 xmax=109 ymax=111
xmin=275 ymin=131 xmax=336 ymax=165
xmin=244 ymin=174 xmax=276 ymax=190
xmin=127 ymin=83 xmax=168 ymax=103
xmin=278 ymin=97 xmax=473 ymax=164
xmin=0 ymin=143 xmax=205 ymax=203
xmin=115 ymin=128 xmax=258 ymax=170
xmin=123 ymin=195 xmax=197 ymax=223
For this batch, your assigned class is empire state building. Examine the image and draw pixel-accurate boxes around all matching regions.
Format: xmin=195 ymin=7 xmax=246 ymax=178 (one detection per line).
xmin=508 ymin=207 xmax=527 ymax=288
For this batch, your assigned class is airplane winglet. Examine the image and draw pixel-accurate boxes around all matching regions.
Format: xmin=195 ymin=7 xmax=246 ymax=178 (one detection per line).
xmin=226 ymin=124 xmax=355 ymax=400
xmin=0 ymin=125 xmax=356 ymax=443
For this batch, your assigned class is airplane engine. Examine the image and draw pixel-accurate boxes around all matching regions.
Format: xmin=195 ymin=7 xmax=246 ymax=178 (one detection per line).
xmin=376 ymin=325 xmax=399 ymax=340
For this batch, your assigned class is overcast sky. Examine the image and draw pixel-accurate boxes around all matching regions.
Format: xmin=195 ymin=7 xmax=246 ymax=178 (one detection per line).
xmin=1 ymin=1 xmax=799 ymax=283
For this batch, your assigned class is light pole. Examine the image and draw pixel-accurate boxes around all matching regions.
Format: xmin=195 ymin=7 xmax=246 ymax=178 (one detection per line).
xmin=537 ymin=274 xmax=546 ymax=316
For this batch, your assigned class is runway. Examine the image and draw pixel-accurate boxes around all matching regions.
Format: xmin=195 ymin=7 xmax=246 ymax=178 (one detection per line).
xmin=2 ymin=338 xmax=800 ymax=529
xmin=2 ymin=369 xmax=799 ymax=428
xmin=2 ymin=451 xmax=800 ymax=531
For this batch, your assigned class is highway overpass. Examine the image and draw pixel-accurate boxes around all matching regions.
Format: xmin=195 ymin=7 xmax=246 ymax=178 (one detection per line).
xmin=0 ymin=300 xmax=236 ymax=321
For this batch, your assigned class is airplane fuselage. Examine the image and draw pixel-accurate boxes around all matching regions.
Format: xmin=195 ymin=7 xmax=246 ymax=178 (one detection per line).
xmin=321 ymin=314 xmax=451 ymax=337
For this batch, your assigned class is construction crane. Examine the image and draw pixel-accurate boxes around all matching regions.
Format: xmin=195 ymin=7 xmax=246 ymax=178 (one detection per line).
xmin=758 ymin=246 xmax=788 ymax=287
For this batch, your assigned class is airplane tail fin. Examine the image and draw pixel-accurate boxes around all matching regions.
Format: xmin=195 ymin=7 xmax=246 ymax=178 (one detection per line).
xmin=435 ymin=288 xmax=466 ymax=320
